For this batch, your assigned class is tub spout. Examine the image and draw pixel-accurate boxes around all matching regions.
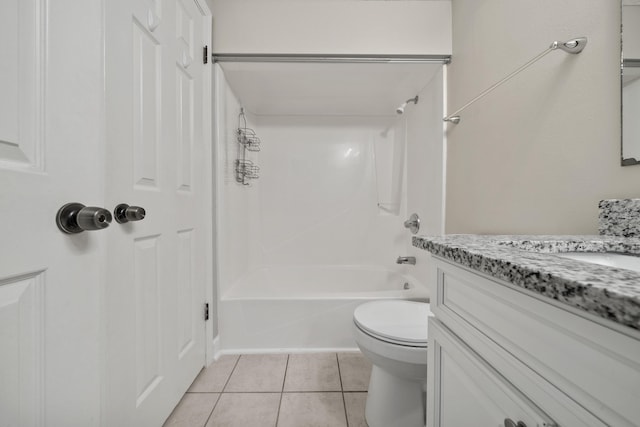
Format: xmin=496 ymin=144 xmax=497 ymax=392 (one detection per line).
xmin=396 ymin=256 xmax=416 ymax=265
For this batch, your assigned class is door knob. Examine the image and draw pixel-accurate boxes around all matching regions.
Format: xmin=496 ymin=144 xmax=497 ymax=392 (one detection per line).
xmin=114 ymin=203 xmax=146 ymax=224
xmin=56 ymin=203 xmax=113 ymax=234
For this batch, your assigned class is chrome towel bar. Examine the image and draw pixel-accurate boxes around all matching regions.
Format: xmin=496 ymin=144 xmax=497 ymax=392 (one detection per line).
xmin=443 ymin=37 xmax=587 ymax=124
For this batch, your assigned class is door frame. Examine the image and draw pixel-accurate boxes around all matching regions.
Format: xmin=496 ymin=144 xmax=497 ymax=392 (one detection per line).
xmin=193 ymin=0 xmax=216 ymax=367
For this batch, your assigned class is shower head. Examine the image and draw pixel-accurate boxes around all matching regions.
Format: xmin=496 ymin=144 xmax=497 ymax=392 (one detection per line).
xmin=395 ymin=95 xmax=419 ymax=115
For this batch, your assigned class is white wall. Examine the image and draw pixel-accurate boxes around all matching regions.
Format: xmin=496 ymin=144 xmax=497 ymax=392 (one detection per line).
xmin=211 ymin=0 xmax=451 ymax=56
xmin=623 ymin=5 xmax=640 ymax=58
xmin=446 ymin=0 xmax=640 ymax=235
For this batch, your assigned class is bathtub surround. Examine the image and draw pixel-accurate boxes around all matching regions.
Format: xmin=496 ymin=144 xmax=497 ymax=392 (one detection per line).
xmin=599 ymin=199 xmax=640 ymax=237
xmin=215 ymin=110 xmax=430 ymax=352
xmin=413 ymin=234 xmax=640 ymax=330
xmin=214 ymin=59 xmax=444 ymax=353
xmin=214 ymin=68 xmax=257 ymax=302
xmin=215 ymin=102 xmax=417 ymax=293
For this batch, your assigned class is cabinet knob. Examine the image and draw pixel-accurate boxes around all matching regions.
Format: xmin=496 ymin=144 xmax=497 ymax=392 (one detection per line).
xmin=504 ymin=419 xmax=527 ymax=427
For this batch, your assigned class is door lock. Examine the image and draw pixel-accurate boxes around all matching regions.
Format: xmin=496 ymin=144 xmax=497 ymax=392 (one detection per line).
xmin=114 ymin=204 xmax=146 ymax=224
xmin=56 ymin=203 xmax=113 ymax=234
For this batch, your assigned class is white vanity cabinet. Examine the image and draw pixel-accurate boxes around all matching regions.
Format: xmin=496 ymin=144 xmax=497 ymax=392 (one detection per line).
xmin=426 ymin=257 xmax=640 ymax=427
xmin=429 ymin=320 xmax=559 ymax=427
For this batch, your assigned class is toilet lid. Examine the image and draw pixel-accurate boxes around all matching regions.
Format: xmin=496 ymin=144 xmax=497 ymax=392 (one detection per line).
xmin=353 ymin=300 xmax=433 ymax=346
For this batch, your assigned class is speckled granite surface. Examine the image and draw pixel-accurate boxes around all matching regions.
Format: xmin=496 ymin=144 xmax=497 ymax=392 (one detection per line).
xmin=599 ymin=199 xmax=640 ymax=237
xmin=412 ymin=234 xmax=640 ymax=330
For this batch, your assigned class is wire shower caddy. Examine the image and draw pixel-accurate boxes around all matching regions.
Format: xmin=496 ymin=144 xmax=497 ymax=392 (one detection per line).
xmin=235 ymin=108 xmax=261 ymax=185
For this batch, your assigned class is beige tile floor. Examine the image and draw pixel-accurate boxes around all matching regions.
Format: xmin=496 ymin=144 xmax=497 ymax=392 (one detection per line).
xmin=163 ymin=352 xmax=372 ymax=427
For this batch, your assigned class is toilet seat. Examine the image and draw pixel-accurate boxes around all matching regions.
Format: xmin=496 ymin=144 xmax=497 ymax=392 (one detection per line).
xmin=353 ymin=300 xmax=432 ymax=348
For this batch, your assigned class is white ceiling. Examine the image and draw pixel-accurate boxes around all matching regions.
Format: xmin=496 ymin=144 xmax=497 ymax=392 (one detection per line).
xmin=219 ymin=62 xmax=442 ymax=116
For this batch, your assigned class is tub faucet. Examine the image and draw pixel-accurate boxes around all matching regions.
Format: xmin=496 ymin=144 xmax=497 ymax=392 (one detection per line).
xmin=396 ymin=256 xmax=416 ymax=265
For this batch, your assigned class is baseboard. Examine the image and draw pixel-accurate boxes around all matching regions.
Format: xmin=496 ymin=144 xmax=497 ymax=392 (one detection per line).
xmin=216 ymin=347 xmax=360 ymax=356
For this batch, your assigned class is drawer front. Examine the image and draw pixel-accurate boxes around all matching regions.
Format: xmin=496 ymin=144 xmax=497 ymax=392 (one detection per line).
xmin=428 ymin=319 xmax=556 ymax=427
xmin=433 ymin=257 xmax=640 ymax=427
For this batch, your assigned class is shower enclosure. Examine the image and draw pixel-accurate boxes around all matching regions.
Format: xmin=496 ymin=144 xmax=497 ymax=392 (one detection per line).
xmin=213 ymin=59 xmax=446 ymax=352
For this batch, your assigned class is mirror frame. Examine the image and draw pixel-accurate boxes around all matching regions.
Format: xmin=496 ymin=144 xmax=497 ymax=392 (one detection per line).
xmin=622 ymin=1 xmax=640 ymax=166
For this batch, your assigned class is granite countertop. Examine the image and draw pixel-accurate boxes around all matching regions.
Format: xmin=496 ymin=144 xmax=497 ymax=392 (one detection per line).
xmin=412 ymin=234 xmax=640 ymax=331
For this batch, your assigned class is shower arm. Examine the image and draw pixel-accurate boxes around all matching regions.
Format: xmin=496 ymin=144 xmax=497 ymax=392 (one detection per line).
xmin=443 ymin=37 xmax=587 ymax=124
xmin=405 ymin=96 xmax=419 ymax=105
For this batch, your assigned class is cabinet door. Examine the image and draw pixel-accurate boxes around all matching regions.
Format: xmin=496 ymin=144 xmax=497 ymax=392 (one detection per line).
xmin=427 ymin=319 xmax=556 ymax=427
xmin=433 ymin=257 xmax=640 ymax=426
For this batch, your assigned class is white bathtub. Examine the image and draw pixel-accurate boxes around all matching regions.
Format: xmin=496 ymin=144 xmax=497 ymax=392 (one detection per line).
xmin=218 ymin=265 xmax=429 ymax=352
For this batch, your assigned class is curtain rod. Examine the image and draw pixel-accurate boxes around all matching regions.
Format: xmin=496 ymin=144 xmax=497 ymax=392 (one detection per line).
xmin=443 ymin=37 xmax=588 ymax=125
xmin=212 ymin=53 xmax=451 ymax=64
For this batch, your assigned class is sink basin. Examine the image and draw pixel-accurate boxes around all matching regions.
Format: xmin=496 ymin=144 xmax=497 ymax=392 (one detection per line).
xmin=555 ymin=252 xmax=640 ymax=273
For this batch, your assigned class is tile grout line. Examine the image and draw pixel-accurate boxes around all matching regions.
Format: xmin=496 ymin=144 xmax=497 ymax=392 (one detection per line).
xmin=336 ymin=353 xmax=350 ymax=427
xmin=274 ymin=354 xmax=290 ymax=427
xmin=202 ymin=355 xmax=242 ymax=427
xmin=221 ymin=354 xmax=243 ymax=393
xmin=200 ymin=393 xmax=221 ymax=427
xmin=193 ymin=390 xmax=371 ymax=394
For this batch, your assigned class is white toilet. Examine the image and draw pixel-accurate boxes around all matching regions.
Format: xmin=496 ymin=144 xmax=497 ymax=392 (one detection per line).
xmin=353 ymin=300 xmax=433 ymax=427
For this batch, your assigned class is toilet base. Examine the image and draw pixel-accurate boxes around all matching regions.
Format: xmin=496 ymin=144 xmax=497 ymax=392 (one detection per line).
xmin=365 ymin=365 xmax=426 ymax=427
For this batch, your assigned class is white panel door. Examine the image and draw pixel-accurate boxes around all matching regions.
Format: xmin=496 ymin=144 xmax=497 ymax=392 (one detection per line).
xmin=0 ymin=0 xmax=103 ymax=426
xmin=104 ymin=0 xmax=209 ymax=425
